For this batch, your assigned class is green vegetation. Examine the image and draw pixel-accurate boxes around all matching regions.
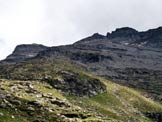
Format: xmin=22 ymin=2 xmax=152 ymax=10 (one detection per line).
xmin=0 ymin=80 xmax=101 ymax=122
xmin=0 ymin=58 xmax=162 ymax=121
xmin=0 ymin=58 xmax=86 ymax=80
xmin=67 ymin=78 xmax=162 ymax=122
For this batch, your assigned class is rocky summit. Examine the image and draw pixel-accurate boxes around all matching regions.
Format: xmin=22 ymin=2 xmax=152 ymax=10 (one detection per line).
xmin=1 ymin=26 xmax=162 ymax=122
xmin=1 ymin=44 xmax=47 ymax=63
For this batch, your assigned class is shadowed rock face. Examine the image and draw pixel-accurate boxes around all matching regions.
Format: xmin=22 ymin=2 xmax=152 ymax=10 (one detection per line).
xmin=44 ymin=71 xmax=107 ymax=97
xmin=107 ymin=27 xmax=139 ymax=40
xmin=1 ymin=44 xmax=47 ymax=63
xmin=145 ymin=112 xmax=162 ymax=122
xmin=131 ymin=27 xmax=162 ymax=48
xmin=106 ymin=27 xmax=162 ymax=48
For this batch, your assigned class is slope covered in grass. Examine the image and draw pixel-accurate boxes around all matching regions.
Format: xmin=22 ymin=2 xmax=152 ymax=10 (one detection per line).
xmin=0 ymin=80 xmax=102 ymax=122
xmin=0 ymin=58 xmax=162 ymax=121
xmin=67 ymin=77 xmax=162 ymax=122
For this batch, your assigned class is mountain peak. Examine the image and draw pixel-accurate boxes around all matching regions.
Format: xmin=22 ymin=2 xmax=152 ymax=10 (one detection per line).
xmin=114 ymin=27 xmax=138 ymax=32
xmin=12 ymin=44 xmax=47 ymax=56
xmin=91 ymin=33 xmax=105 ymax=39
xmin=83 ymin=33 xmax=105 ymax=40
xmin=74 ymin=33 xmax=105 ymax=45
xmin=107 ymin=27 xmax=139 ymax=38
xmin=2 ymin=44 xmax=47 ymax=63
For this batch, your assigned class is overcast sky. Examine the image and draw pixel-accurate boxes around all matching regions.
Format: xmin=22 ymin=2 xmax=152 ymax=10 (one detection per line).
xmin=0 ymin=0 xmax=162 ymax=60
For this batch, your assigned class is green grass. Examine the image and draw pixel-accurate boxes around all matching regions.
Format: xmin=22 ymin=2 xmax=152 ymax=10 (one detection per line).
xmin=0 ymin=108 xmax=29 ymax=122
xmin=1 ymin=58 xmax=162 ymax=121
xmin=67 ymin=77 xmax=162 ymax=122
xmin=0 ymin=79 xmax=103 ymax=122
xmin=1 ymin=78 xmax=161 ymax=122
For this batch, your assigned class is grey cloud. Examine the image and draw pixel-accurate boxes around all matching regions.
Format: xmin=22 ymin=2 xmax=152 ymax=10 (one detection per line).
xmin=66 ymin=0 xmax=162 ymax=34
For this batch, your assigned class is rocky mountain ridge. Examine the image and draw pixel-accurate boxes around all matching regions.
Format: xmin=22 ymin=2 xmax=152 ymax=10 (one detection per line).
xmin=1 ymin=26 xmax=162 ymax=100
xmin=1 ymin=44 xmax=47 ymax=64
xmin=2 ymin=26 xmax=162 ymax=64
xmin=1 ymin=26 xmax=162 ymax=121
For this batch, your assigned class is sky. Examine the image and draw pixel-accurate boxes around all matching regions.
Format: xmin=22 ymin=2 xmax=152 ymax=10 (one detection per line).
xmin=0 ymin=0 xmax=162 ymax=60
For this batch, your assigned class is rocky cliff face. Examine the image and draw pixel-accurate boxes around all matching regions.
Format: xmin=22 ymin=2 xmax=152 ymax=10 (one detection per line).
xmin=1 ymin=44 xmax=47 ymax=63
xmin=105 ymin=27 xmax=162 ymax=48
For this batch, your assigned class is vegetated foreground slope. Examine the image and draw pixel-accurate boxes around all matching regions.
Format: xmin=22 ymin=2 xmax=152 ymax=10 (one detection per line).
xmin=0 ymin=58 xmax=162 ymax=122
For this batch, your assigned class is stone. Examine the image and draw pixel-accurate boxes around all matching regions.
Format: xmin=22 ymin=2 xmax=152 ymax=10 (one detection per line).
xmin=27 ymin=100 xmax=42 ymax=107
xmin=28 ymin=84 xmax=34 ymax=89
xmin=42 ymin=93 xmax=53 ymax=99
xmin=36 ymin=94 xmax=42 ymax=98
xmin=0 ymin=112 xmax=4 ymax=117
xmin=0 ymin=94 xmax=6 ymax=99
xmin=50 ymin=99 xmax=69 ymax=107
xmin=27 ymin=107 xmax=35 ymax=111
xmin=11 ymin=100 xmax=21 ymax=105
xmin=10 ymin=86 xmax=18 ymax=92
xmin=11 ymin=115 xmax=15 ymax=119
xmin=0 ymin=103 xmax=6 ymax=108
xmin=17 ymin=84 xmax=24 ymax=89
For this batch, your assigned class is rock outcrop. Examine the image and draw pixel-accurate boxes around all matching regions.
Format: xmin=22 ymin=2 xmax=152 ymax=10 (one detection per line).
xmin=0 ymin=80 xmax=99 ymax=122
xmin=1 ymin=44 xmax=47 ymax=63
xmin=44 ymin=71 xmax=107 ymax=97
xmin=145 ymin=112 xmax=162 ymax=122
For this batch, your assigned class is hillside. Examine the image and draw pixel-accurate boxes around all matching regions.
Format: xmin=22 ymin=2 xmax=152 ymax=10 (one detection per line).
xmin=0 ymin=58 xmax=162 ymax=122
xmin=1 ymin=27 xmax=162 ymax=101
xmin=1 ymin=26 xmax=162 ymax=121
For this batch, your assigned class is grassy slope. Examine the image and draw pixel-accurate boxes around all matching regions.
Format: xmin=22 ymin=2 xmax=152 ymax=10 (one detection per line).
xmin=0 ymin=80 xmax=101 ymax=122
xmin=68 ymin=77 xmax=162 ymax=122
xmin=0 ymin=58 xmax=162 ymax=121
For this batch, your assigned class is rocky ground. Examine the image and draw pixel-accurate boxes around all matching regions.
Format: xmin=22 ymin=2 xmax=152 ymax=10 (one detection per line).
xmin=1 ymin=75 xmax=162 ymax=122
xmin=0 ymin=79 xmax=102 ymax=122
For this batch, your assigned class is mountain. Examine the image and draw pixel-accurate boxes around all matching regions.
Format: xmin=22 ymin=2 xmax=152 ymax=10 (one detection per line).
xmin=3 ymin=26 xmax=161 ymax=99
xmin=1 ymin=44 xmax=47 ymax=64
xmin=106 ymin=27 xmax=162 ymax=48
xmin=1 ymin=26 xmax=162 ymax=121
